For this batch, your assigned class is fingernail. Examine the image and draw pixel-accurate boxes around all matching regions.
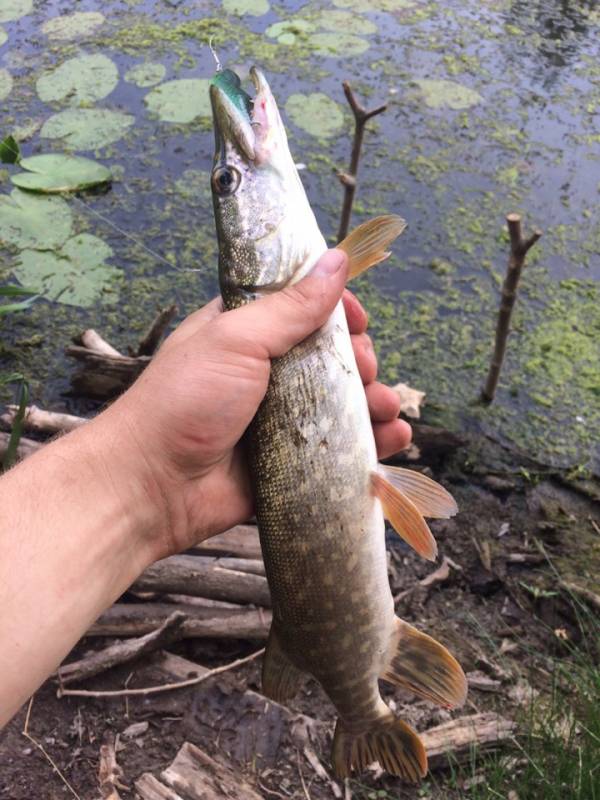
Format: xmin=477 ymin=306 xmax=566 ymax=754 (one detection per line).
xmin=312 ymin=249 xmax=346 ymax=277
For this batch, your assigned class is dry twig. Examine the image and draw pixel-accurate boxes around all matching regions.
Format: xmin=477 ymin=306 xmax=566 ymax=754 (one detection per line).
xmin=134 ymin=304 xmax=177 ymax=357
xmin=481 ymin=213 xmax=542 ymax=403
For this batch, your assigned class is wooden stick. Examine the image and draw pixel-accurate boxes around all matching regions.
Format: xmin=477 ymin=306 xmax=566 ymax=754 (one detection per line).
xmin=481 ymin=214 xmax=542 ymax=403
xmin=1 ymin=404 xmax=87 ymax=435
xmin=192 ymin=525 xmax=262 ymax=560
xmin=57 ymin=610 xmax=187 ymax=687
xmin=132 ymin=554 xmax=270 ymax=607
xmin=135 ymin=304 xmax=177 ymax=357
xmin=336 ymin=81 xmax=387 ymax=243
xmin=57 ymin=647 xmax=264 ymax=699
xmin=88 ymin=602 xmax=271 ymax=640
xmin=76 ymin=329 xmax=123 ymax=358
xmin=421 ymin=712 xmax=516 ymax=769
xmin=560 ymin=580 xmax=600 ymax=614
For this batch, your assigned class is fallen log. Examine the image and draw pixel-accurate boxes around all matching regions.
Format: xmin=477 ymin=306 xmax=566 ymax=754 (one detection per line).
xmin=132 ymin=555 xmax=270 ymax=606
xmin=1 ymin=404 xmax=87 ymax=435
xmin=66 ymin=345 xmax=150 ymax=399
xmin=192 ymin=525 xmax=262 ymax=560
xmin=89 ymin=603 xmax=270 ymax=640
xmin=136 ymin=742 xmax=263 ymax=800
xmin=422 ymin=712 xmax=516 ymax=770
xmin=57 ymin=610 xmax=187 ymax=688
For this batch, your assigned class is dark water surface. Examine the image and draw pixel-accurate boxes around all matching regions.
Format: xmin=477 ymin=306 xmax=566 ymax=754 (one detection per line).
xmin=1 ymin=0 xmax=599 ymax=470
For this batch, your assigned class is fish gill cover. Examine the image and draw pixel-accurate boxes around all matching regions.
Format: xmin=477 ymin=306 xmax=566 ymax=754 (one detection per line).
xmin=211 ymin=68 xmax=253 ymax=119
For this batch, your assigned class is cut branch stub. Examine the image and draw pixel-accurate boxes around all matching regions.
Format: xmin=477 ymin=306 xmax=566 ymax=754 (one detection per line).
xmin=481 ymin=213 xmax=542 ymax=404
xmin=337 ymin=81 xmax=388 ymax=243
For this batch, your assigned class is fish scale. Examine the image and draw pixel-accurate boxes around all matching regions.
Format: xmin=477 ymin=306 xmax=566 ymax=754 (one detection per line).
xmin=209 ymin=65 xmax=468 ymax=781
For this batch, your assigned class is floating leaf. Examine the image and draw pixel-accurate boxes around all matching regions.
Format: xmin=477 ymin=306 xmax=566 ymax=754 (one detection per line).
xmin=0 ymin=26 xmax=7 ymax=46
xmin=125 ymin=62 xmax=166 ymax=88
xmin=13 ymin=233 xmax=122 ymax=307
xmin=0 ymin=0 xmax=32 ymax=23
xmin=265 ymin=19 xmax=316 ymax=44
xmin=314 ymin=10 xmax=377 ymax=34
xmin=333 ymin=0 xmax=408 ymax=9
xmin=413 ymin=79 xmax=483 ymax=110
xmin=11 ymin=154 xmax=112 ymax=193
xmin=41 ymin=108 xmax=134 ymax=150
xmin=36 ymin=53 xmax=118 ymax=105
xmin=144 ymin=78 xmax=211 ymax=123
xmin=0 ymin=188 xmax=72 ymax=249
xmin=285 ymin=92 xmax=344 ymax=138
xmin=308 ymin=32 xmax=370 ymax=57
xmin=41 ymin=11 xmax=105 ymax=40
xmin=223 ymin=0 xmax=269 ymax=15
xmin=0 ymin=134 xmax=19 ymax=163
xmin=0 ymin=67 xmax=12 ymax=100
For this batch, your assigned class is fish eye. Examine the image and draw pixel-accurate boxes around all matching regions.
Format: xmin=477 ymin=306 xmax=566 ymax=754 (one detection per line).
xmin=212 ymin=165 xmax=241 ymax=196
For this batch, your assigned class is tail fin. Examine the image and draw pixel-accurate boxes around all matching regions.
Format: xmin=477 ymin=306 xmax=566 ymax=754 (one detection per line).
xmin=332 ymin=711 xmax=427 ymax=781
xmin=382 ymin=617 xmax=467 ymax=709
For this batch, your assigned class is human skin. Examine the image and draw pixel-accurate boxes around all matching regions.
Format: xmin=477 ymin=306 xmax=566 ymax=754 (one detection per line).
xmin=0 ymin=249 xmax=411 ymax=726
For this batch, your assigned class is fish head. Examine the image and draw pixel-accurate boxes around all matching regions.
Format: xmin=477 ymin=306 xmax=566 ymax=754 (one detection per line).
xmin=210 ymin=66 xmax=325 ymax=306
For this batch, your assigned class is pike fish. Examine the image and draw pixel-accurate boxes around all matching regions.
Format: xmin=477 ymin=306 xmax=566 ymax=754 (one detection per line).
xmin=209 ymin=66 xmax=467 ymax=781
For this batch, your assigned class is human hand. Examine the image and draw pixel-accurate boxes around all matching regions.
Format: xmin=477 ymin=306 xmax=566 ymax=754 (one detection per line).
xmin=104 ymin=249 xmax=411 ymax=558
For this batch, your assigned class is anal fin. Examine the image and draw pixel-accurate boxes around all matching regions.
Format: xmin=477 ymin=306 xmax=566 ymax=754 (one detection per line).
xmin=371 ymin=470 xmax=438 ymax=561
xmin=262 ymin=626 xmax=304 ymax=704
xmin=338 ymin=215 xmax=407 ymax=280
xmin=382 ymin=617 xmax=467 ymax=709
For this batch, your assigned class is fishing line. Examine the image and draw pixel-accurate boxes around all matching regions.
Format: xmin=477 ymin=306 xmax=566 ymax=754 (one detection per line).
xmin=208 ymin=37 xmax=222 ymax=72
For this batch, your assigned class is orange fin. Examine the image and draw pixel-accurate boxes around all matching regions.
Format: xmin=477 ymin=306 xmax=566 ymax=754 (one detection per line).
xmin=262 ymin=626 xmax=304 ymax=704
xmin=332 ymin=709 xmax=427 ymax=781
xmin=379 ymin=465 xmax=458 ymax=519
xmin=382 ymin=617 xmax=468 ymax=709
xmin=338 ymin=215 xmax=407 ymax=280
xmin=371 ymin=471 xmax=437 ymax=561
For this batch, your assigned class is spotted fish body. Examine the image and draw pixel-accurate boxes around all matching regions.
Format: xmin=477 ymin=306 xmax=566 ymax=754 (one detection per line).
xmin=210 ymin=66 xmax=467 ymax=780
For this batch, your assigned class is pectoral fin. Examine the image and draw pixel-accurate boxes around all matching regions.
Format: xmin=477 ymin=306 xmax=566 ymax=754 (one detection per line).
xmin=262 ymin=626 xmax=304 ymax=703
xmin=379 ymin=465 xmax=458 ymax=519
xmin=382 ymin=617 xmax=468 ymax=709
xmin=338 ymin=215 xmax=407 ymax=280
xmin=371 ymin=470 xmax=438 ymax=560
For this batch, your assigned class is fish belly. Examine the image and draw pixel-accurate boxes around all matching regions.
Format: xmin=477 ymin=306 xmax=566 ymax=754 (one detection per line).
xmin=248 ymin=300 xmax=395 ymax=724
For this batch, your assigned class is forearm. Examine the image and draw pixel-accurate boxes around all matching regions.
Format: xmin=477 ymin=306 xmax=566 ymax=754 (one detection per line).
xmin=0 ymin=413 xmax=160 ymax=726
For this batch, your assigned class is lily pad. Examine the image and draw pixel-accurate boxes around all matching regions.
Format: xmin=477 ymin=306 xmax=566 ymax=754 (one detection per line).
xmin=333 ymin=0 xmax=408 ymax=9
xmin=285 ymin=92 xmax=344 ymax=138
xmin=413 ymin=79 xmax=483 ymax=110
xmin=0 ymin=0 xmax=32 ymax=23
xmin=0 ymin=27 xmax=7 ymax=46
xmin=41 ymin=108 xmax=135 ymax=150
xmin=0 ymin=134 xmax=19 ymax=163
xmin=11 ymin=154 xmax=112 ymax=193
xmin=314 ymin=10 xmax=377 ymax=34
xmin=308 ymin=32 xmax=370 ymax=57
xmin=41 ymin=12 xmax=105 ymax=40
xmin=144 ymin=78 xmax=211 ymax=123
xmin=13 ymin=233 xmax=121 ymax=307
xmin=265 ymin=19 xmax=316 ymax=44
xmin=0 ymin=189 xmax=72 ymax=250
xmin=125 ymin=62 xmax=166 ymax=88
xmin=36 ymin=53 xmax=118 ymax=105
xmin=0 ymin=67 xmax=12 ymax=100
xmin=223 ymin=0 xmax=269 ymax=15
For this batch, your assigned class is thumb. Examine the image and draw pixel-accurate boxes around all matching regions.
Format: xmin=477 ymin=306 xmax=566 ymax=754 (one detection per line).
xmin=224 ymin=249 xmax=348 ymax=359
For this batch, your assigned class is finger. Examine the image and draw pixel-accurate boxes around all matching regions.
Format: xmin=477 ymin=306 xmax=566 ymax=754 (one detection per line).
xmin=161 ymin=297 xmax=223 ymax=352
xmin=365 ymin=382 xmax=401 ymax=423
xmin=342 ymin=289 xmax=368 ymax=335
xmin=373 ymin=418 xmax=412 ymax=460
xmin=351 ymin=333 xmax=377 ymax=385
xmin=218 ymin=249 xmax=348 ymax=359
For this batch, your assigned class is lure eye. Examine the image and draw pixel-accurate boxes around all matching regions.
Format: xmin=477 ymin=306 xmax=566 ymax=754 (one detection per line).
xmin=211 ymin=165 xmax=241 ymax=196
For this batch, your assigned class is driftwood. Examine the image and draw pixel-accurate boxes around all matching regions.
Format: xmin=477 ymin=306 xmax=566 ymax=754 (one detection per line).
xmin=136 ymin=742 xmax=263 ymax=800
xmin=98 ymin=735 xmax=128 ymax=800
xmin=89 ymin=602 xmax=271 ymax=640
xmin=78 ymin=329 xmax=123 ymax=357
xmin=134 ymin=304 xmax=177 ymax=357
xmin=481 ymin=214 xmax=542 ymax=403
xmin=422 ymin=712 xmax=516 ymax=769
xmin=56 ymin=610 xmax=187 ymax=687
xmin=192 ymin=525 xmax=262 ymax=560
xmin=0 ymin=430 xmax=41 ymax=461
xmin=1 ymin=404 xmax=87 ymax=435
xmin=132 ymin=554 xmax=270 ymax=607
xmin=337 ymin=81 xmax=387 ymax=242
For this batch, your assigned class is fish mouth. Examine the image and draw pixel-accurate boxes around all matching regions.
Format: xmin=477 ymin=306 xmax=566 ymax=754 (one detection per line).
xmin=209 ymin=66 xmax=272 ymax=163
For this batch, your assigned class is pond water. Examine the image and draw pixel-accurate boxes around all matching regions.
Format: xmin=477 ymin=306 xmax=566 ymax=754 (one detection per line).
xmin=1 ymin=0 xmax=599 ymax=471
